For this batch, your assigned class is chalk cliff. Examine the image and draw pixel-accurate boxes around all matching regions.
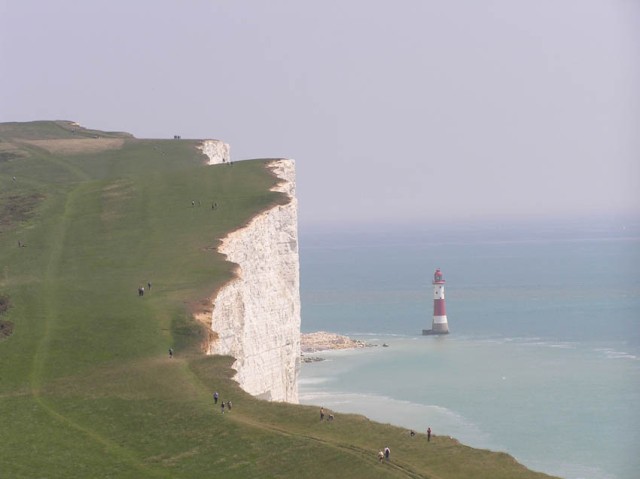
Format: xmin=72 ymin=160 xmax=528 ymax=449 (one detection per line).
xmin=207 ymin=159 xmax=301 ymax=403
xmin=199 ymin=139 xmax=231 ymax=165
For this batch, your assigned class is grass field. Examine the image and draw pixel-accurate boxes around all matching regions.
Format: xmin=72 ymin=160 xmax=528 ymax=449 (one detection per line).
xmin=0 ymin=121 xmax=558 ymax=478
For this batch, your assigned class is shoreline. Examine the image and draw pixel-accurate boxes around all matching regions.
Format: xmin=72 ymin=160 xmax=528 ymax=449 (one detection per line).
xmin=298 ymin=333 xmax=628 ymax=479
xmin=300 ymin=331 xmax=380 ymax=364
xmin=300 ymin=331 xmax=375 ymax=354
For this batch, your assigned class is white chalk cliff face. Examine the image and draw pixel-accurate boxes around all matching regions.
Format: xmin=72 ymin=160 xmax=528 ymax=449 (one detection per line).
xmin=207 ymin=159 xmax=301 ymax=403
xmin=199 ymin=139 xmax=231 ymax=165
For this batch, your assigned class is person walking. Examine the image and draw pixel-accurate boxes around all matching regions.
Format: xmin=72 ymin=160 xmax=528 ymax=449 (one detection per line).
xmin=168 ymin=348 xmax=173 ymax=358
xmin=384 ymin=447 xmax=390 ymax=461
xmin=221 ymin=401 xmax=225 ymax=414
xmin=320 ymin=407 xmax=325 ymax=421
xmin=427 ymin=427 xmax=432 ymax=442
xmin=213 ymin=391 xmax=219 ymax=404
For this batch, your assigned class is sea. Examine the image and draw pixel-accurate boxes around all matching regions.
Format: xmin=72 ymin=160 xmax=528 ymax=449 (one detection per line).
xmin=297 ymin=215 xmax=640 ymax=479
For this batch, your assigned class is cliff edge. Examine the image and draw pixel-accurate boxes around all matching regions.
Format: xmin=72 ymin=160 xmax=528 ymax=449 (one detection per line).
xmin=206 ymin=158 xmax=301 ymax=403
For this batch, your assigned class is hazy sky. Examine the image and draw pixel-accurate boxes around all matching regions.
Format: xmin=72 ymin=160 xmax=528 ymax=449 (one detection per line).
xmin=1 ymin=1 xmax=638 ymax=228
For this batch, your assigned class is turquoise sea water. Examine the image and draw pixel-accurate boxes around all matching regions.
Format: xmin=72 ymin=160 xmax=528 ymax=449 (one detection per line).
xmin=298 ymin=217 xmax=640 ymax=479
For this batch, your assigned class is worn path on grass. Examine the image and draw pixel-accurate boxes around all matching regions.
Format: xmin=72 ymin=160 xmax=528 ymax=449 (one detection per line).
xmin=183 ymin=357 xmax=429 ymax=479
xmin=229 ymin=411 xmax=431 ymax=479
xmin=25 ymin=174 xmax=172 ymax=478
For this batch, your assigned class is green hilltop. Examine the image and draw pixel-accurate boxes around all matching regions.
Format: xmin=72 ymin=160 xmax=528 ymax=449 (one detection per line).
xmin=0 ymin=121 xmax=558 ymax=478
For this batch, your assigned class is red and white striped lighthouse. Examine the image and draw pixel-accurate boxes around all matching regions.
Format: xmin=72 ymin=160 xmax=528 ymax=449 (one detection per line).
xmin=423 ymin=268 xmax=450 ymax=335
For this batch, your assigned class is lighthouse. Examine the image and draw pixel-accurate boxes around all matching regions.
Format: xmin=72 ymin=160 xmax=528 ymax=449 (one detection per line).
xmin=422 ymin=268 xmax=450 ymax=335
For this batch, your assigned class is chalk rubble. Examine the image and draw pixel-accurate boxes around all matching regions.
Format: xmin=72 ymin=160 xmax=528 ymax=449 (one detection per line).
xmin=301 ymin=332 xmax=371 ymax=353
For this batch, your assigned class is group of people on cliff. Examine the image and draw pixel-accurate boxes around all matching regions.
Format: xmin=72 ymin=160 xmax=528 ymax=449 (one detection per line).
xmin=376 ymin=427 xmax=433 ymax=464
xmin=319 ymin=407 xmax=334 ymax=422
xmin=137 ymin=281 xmax=151 ymax=297
xmin=214 ymin=391 xmax=232 ymax=414
xmin=377 ymin=447 xmax=391 ymax=462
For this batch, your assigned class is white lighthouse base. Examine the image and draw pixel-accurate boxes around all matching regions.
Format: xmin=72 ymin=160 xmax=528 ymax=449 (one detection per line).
xmin=422 ymin=328 xmax=449 ymax=336
xmin=423 ymin=318 xmax=449 ymax=335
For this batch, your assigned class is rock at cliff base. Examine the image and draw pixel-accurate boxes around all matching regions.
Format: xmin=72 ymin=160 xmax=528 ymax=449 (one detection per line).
xmin=300 ymin=331 xmax=371 ymax=353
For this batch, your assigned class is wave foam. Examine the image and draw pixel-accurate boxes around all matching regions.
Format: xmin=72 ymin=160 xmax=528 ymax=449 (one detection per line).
xmin=298 ymin=388 xmax=499 ymax=450
xmin=595 ymin=348 xmax=639 ymax=360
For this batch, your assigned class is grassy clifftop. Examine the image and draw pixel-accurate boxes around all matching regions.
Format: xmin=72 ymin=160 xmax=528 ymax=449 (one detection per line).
xmin=0 ymin=121 xmax=557 ymax=478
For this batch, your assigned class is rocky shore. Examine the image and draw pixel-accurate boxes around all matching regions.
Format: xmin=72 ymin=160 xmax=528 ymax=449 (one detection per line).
xmin=300 ymin=331 xmax=372 ymax=354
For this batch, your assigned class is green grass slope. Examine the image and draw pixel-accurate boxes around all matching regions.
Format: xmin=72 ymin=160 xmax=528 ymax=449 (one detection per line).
xmin=0 ymin=121 xmax=558 ymax=478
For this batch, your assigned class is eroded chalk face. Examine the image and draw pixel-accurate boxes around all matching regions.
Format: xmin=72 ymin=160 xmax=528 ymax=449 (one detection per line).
xmin=208 ymin=159 xmax=301 ymax=403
